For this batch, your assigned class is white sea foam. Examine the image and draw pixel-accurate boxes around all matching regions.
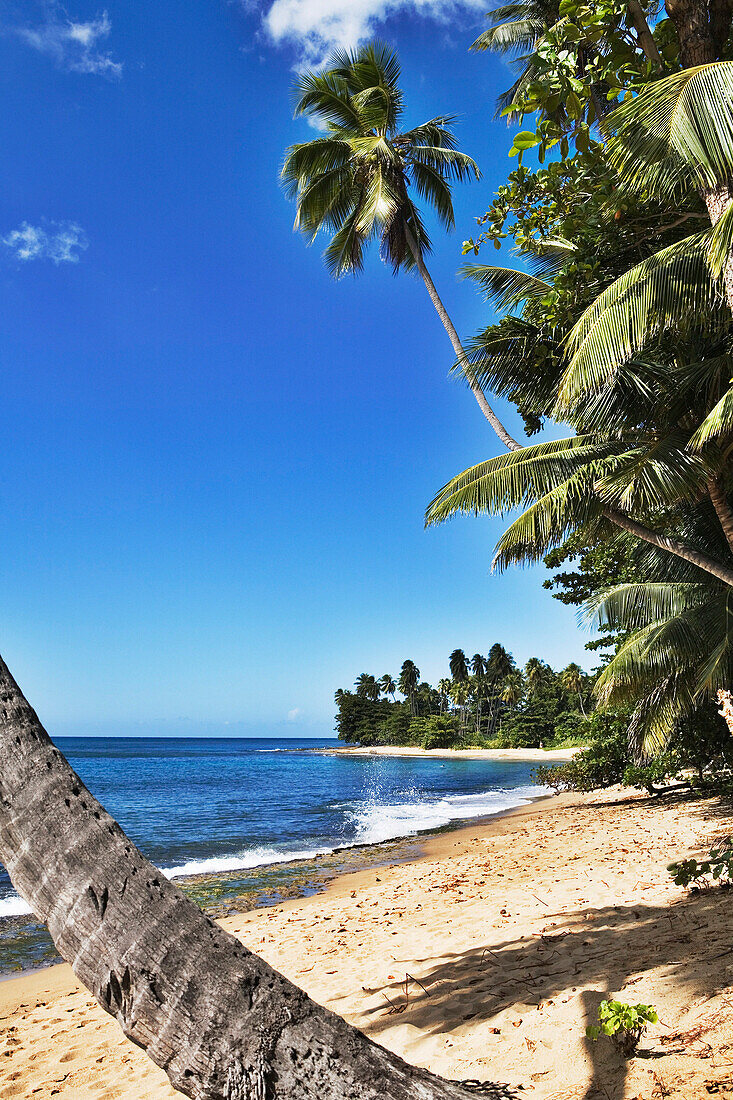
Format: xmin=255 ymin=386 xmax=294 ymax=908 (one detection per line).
xmin=349 ymin=784 xmax=540 ymax=845
xmin=0 ymin=785 xmax=542 ymax=917
xmin=0 ymin=896 xmax=32 ymax=918
xmin=162 ymin=845 xmax=335 ymax=880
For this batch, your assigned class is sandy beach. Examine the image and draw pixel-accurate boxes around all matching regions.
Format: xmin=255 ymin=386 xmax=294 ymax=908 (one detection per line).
xmin=318 ymin=746 xmax=582 ymax=760
xmin=2 ymin=787 xmax=733 ymax=1100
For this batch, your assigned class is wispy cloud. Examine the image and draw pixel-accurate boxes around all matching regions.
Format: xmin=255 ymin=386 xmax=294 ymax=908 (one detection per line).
xmin=287 ymin=707 xmax=302 ymax=721
xmin=16 ymin=5 xmax=122 ymax=79
xmin=2 ymin=221 xmax=88 ymax=264
xmin=263 ymin=0 xmax=485 ymax=64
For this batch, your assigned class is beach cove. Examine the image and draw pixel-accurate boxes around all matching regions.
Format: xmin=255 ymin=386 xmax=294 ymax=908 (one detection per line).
xmin=2 ymin=786 xmax=732 ymax=1100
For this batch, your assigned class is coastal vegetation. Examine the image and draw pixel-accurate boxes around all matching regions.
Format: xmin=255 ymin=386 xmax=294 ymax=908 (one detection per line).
xmin=335 ymin=647 xmax=592 ymax=747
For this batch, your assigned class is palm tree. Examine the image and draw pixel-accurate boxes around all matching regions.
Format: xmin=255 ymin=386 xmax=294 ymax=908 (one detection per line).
xmin=525 ymin=657 xmax=548 ymax=696
xmin=379 ymin=673 xmax=396 ymax=700
xmin=470 ymin=655 xmax=486 ymax=733
xmin=590 ymin=563 xmax=732 ymax=758
xmin=281 ymin=42 xmax=520 ymax=451
xmin=0 ymin=655 xmax=484 ymax=1099
xmin=449 ymin=647 xmax=469 ymax=682
xmin=560 ymin=662 xmax=587 ymax=717
xmin=449 ymin=677 xmax=470 ymax=734
xmin=334 ymin=687 xmax=345 ymax=705
xmin=437 ymin=677 xmax=453 ymax=713
xmin=354 ymin=672 xmax=380 ymax=700
xmin=501 ymin=670 xmax=524 ymax=706
xmin=398 ymin=658 xmax=420 ymax=716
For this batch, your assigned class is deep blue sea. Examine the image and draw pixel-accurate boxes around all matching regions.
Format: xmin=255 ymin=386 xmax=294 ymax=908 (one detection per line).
xmin=0 ymin=737 xmax=541 ymax=967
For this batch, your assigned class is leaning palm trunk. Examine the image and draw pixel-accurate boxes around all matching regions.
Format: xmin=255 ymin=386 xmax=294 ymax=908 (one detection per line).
xmin=403 ymin=225 xmax=521 ymax=452
xmin=0 ymin=654 xmax=498 ymax=1100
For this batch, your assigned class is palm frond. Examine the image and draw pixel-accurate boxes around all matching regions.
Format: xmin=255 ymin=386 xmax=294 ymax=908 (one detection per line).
xmin=606 ymin=62 xmax=733 ymax=195
xmin=586 ymin=581 xmax=704 ymax=632
xmin=559 ymin=233 xmax=725 ymax=408
xmin=461 ymin=264 xmax=553 ymax=310
xmin=689 ymin=384 xmax=733 ymax=449
xmin=492 ymin=465 xmax=610 ymax=569
xmin=425 ymin=436 xmax=616 ymax=524
xmin=594 ymin=433 xmax=710 ymax=513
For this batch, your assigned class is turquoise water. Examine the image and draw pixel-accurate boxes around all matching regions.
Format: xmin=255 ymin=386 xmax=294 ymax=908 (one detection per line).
xmin=0 ymin=737 xmax=540 ymax=971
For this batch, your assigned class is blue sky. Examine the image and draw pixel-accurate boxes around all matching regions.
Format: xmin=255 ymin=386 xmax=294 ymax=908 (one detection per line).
xmin=0 ymin=0 xmax=591 ymax=737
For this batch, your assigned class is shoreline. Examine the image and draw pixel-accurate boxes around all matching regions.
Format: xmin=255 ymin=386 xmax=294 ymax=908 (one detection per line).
xmin=315 ymin=745 xmax=582 ymax=760
xmin=0 ymin=790 xmax=552 ymax=982
xmin=5 ymin=787 xmax=732 ymax=1100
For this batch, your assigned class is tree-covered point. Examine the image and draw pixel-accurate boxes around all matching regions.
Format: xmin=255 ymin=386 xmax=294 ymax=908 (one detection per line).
xmin=334 ymin=647 xmax=592 ymax=748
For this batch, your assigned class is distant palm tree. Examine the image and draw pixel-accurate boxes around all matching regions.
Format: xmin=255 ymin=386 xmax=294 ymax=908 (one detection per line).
xmin=471 ymin=653 xmax=486 ymax=677
xmin=334 ymin=687 xmax=345 ymax=705
xmin=282 ymin=42 xmax=520 ymax=451
xmin=524 ymin=657 xmax=548 ymax=697
xmin=437 ymin=677 xmax=452 ymax=714
xmin=449 ymin=648 xmax=469 ymax=682
xmin=501 ymin=671 xmax=523 ymax=706
xmin=354 ymin=673 xmax=380 ymax=701
xmin=379 ymin=673 xmax=396 ymax=700
xmin=560 ymin=662 xmax=587 ymax=717
xmin=487 ymin=643 xmax=514 ymax=680
xmin=449 ymin=678 xmax=470 ymax=733
xmin=399 ymin=659 xmax=420 ymax=716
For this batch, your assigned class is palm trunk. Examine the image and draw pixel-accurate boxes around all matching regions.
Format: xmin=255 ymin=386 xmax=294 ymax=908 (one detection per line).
xmin=703 ymin=184 xmax=733 ymax=312
xmin=577 ymin=691 xmax=587 ymax=719
xmin=402 ymin=224 xmax=522 ymax=452
xmin=601 ymin=505 xmax=733 ymax=587
xmin=708 ymin=475 xmax=733 ymax=553
xmin=0 ymin=654 xmax=500 ymax=1100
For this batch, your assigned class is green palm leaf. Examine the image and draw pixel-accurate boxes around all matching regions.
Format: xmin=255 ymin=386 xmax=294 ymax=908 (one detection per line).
xmin=559 ymin=233 xmax=725 ymax=407
xmin=461 ymin=264 xmax=553 ymax=310
xmin=606 ymin=62 xmax=733 ymax=196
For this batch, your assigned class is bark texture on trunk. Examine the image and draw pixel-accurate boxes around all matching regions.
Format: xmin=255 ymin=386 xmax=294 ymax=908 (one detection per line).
xmin=0 ymin=655 xmax=508 ymax=1100
xmin=703 ymin=183 xmax=733 ymax=311
xmin=402 ymin=225 xmax=522 ymax=452
xmin=707 ymin=475 xmax=733 ymax=552
xmin=665 ymin=0 xmax=717 ymax=65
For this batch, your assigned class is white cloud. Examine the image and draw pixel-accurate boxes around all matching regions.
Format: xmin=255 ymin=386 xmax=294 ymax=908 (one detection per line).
xmin=263 ymin=0 xmax=485 ymax=64
xmin=17 ymin=6 xmax=122 ymax=79
xmin=287 ymin=707 xmax=302 ymax=721
xmin=2 ymin=221 xmax=88 ymax=264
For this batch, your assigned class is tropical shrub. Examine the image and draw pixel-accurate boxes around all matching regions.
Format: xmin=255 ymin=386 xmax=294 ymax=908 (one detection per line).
xmin=668 ymin=845 xmax=733 ymax=889
xmin=586 ymin=1000 xmax=658 ymax=1056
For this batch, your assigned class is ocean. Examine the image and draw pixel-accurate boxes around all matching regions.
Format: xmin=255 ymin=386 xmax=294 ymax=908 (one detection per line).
xmin=0 ymin=736 xmax=542 ymax=972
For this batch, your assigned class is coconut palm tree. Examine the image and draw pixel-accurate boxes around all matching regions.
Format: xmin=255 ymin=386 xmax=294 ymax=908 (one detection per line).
xmin=449 ymin=677 xmax=470 ymax=734
xmin=470 ymin=655 xmax=486 ymax=733
xmin=281 ymin=41 xmax=520 ymax=451
xmin=501 ymin=670 xmax=524 ymax=706
xmin=398 ymin=658 xmax=420 ymax=716
xmin=471 ymin=653 xmax=486 ymax=677
xmin=525 ymin=657 xmax=549 ymax=696
xmin=437 ymin=677 xmax=453 ymax=713
xmin=379 ymin=673 xmax=396 ymax=700
xmin=560 ymin=662 xmax=587 ymax=717
xmin=355 ymin=672 xmax=380 ymax=700
xmin=589 ymin=553 xmax=733 ymax=757
xmin=449 ymin=648 xmax=469 ymax=682
xmin=0 ymin=655 xmax=486 ymax=1099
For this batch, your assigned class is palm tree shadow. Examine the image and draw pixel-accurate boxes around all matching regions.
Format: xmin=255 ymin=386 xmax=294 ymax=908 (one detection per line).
xmin=361 ymin=869 xmax=733 ymax=1099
